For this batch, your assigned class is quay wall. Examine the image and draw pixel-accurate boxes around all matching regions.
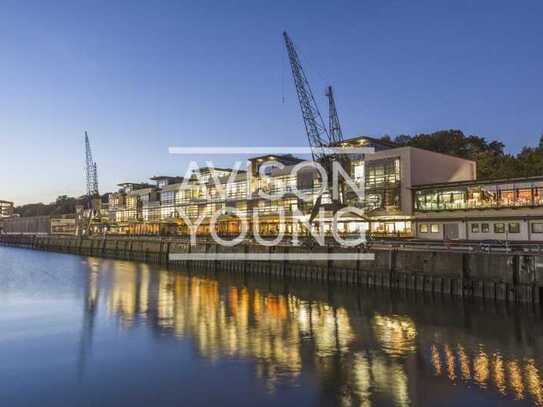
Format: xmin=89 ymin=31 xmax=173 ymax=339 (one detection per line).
xmin=1 ymin=234 xmax=542 ymax=305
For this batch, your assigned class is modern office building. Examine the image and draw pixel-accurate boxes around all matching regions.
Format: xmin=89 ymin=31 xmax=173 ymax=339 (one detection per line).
xmin=345 ymin=141 xmax=476 ymax=237
xmin=97 ymin=137 xmax=481 ymax=239
xmin=414 ymin=176 xmax=543 ymax=241
xmin=5 ymin=136 xmax=542 ymax=242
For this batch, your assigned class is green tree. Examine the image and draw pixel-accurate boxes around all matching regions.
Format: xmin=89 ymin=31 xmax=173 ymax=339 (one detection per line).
xmin=381 ymin=129 xmax=541 ymax=180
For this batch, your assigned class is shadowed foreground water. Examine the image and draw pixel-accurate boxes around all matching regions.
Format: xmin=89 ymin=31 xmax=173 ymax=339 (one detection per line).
xmin=1 ymin=246 xmax=542 ymax=406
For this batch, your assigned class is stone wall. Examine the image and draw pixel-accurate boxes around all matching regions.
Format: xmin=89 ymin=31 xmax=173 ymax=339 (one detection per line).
xmin=1 ymin=234 xmax=541 ymax=304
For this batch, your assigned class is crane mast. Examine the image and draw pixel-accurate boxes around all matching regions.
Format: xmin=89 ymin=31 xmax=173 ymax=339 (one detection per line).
xmin=282 ymin=32 xmax=330 ymax=162
xmin=85 ymin=131 xmax=99 ymax=199
xmin=81 ymin=131 xmax=100 ymax=236
xmin=283 ymin=32 xmax=348 ymax=221
xmin=326 ymin=86 xmax=343 ymax=145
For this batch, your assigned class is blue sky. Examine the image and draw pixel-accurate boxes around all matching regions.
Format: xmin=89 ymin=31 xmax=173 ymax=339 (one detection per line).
xmin=1 ymin=0 xmax=542 ymax=204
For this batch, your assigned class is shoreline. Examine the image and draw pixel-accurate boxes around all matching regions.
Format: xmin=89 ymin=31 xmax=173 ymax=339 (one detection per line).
xmin=1 ymin=234 xmax=541 ymax=305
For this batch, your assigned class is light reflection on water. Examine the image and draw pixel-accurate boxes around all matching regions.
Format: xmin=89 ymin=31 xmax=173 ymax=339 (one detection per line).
xmin=1 ymin=247 xmax=542 ymax=406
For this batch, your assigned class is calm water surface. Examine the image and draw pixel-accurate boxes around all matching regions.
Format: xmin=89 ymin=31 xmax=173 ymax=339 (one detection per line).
xmin=1 ymin=246 xmax=542 ymax=406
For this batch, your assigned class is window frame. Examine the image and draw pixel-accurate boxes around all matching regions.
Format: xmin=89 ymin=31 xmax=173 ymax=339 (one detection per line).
xmin=508 ymin=222 xmax=520 ymax=234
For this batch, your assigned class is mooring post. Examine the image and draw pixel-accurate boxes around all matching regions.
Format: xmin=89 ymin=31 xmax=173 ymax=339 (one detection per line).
xmin=461 ymin=252 xmax=470 ymax=298
xmin=327 ymin=246 xmax=333 ymax=282
xmin=389 ymin=249 xmax=397 ymax=288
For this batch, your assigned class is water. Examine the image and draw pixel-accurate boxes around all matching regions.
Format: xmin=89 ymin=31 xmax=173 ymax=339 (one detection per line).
xmin=1 ymin=246 xmax=542 ymax=406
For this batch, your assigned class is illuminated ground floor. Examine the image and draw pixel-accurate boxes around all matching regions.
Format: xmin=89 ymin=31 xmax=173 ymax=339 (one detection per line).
xmin=98 ymin=214 xmax=415 ymax=239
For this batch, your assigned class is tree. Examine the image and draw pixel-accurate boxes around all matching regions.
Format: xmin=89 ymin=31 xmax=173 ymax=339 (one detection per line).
xmin=381 ymin=129 xmax=541 ymax=180
xmin=15 ymin=195 xmax=84 ymax=217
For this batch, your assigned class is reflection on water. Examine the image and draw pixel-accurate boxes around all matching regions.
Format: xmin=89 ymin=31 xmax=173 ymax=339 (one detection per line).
xmin=1 ymin=248 xmax=543 ymax=406
xmin=78 ymin=257 xmax=543 ymax=406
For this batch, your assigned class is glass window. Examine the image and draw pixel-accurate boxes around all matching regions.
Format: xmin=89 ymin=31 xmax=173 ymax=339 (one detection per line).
xmin=516 ymin=189 xmax=532 ymax=207
xmin=364 ymin=158 xmax=400 ymax=210
xmin=532 ymin=223 xmax=543 ymax=234
xmin=481 ymin=223 xmax=490 ymax=233
xmin=419 ymin=224 xmax=428 ymax=233
xmin=494 ymin=223 xmax=505 ymax=233
xmin=431 ymin=224 xmax=439 ymax=233
xmin=534 ymin=188 xmax=543 ymax=206
xmin=508 ymin=223 xmax=520 ymax=234
xmin=471 ymin=223 xmax=480 ymax=233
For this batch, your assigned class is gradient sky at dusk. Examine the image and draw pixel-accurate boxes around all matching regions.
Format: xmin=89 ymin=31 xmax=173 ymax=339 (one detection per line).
xmin=1 ymin=0 xmax=542 ymax=204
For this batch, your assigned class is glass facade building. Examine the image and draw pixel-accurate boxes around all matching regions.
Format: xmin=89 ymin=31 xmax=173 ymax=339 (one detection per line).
xmin=415 ymin=177 xmax=543 ymax=212
xmin=364 ymin=158 xmax=401 ymax=212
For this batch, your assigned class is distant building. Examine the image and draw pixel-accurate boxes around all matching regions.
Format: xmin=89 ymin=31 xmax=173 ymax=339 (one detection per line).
xmin=0 ymin=200 xmax=14 ymax=218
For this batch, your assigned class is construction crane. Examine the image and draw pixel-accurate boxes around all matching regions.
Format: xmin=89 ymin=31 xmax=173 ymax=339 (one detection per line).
xmin=325 ymin=85 xmax=343 ymax=144
xmin=82 ymin=131 xmax=100 ymax=235
xmin=85 ymin=131 xmax=99 ymax=200
xmin=283 ymin=32 xmax=344 ymax=220
xmin=283 ymin=32 xmax=330 ymax=164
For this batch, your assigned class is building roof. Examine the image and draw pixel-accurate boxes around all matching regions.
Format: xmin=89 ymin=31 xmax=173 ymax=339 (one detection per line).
xmin=150 ymin=176 xmax=184 ymax=182
xmin=197 ymin=167 xmax=235 ymax=173
xmin=413 ymin=175 xmax=543 ymax=190
xmin=117 ymin=182 xmax=153 ymax=189
xmin=249 ymin=154 xmax=304 ymax=165
xmin=331 ymin=135 xmax=396 ymax=149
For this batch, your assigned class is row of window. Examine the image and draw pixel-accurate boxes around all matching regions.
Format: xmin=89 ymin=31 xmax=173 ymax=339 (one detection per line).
xmin=419 ymin=224 xmax=440 ymax=233
xmin=419 ymin=222 xmax=543 ymax=235
xmin=471 ymin=222 xmax=519 ymax=234
xmin=415 ymin=186 xmax=543 ymax=211
xmin=470 ymin=222 xmax=543 ymax=234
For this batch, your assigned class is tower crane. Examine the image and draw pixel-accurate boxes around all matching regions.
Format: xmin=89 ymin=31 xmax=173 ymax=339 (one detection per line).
xmin=325 ymin=85 xmax=343 ymax=145
xmin=283 ymin=32 xmax=345 ymax=221
xmin=85 ymin=131 xmax=99 ymax=201
xmin=81 ymin=131 xmax=100 ymax=235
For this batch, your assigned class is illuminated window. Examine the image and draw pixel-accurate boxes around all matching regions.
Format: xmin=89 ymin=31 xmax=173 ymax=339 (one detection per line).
xmin=364 ymin=159 xmax=400 ymax=212
xmin=494 ymin=223 xmax=505 ymax=233
xmin=354 ymin=163 xmax=364 ymax=182
xmin=431 ymin=224 xmax=439 ymax=233
xmin=517 ymin=189 xmax=532 ymax=206
xmin=419 ymin=224 xmax=428 ymax=233
xmin=471 ymin=223 xmax=480 ymax=233
xmin=481 ymin=223 xmax=490 ymax=233
xmin=508 ymin=223 xmax=520 ymax=234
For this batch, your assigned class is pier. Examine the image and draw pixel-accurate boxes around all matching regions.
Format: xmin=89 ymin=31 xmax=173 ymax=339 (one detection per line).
xmin=2 ymin=233 xmax=542 ymax=305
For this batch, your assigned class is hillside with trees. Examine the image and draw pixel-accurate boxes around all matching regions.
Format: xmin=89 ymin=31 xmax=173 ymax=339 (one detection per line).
xmin=380 ymin=130 xmax=543 ymax=180
xmin=14 ymin=195 xmax=84 ymax=218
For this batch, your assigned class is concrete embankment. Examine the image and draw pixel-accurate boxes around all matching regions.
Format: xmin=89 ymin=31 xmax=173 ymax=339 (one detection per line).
xmin=1 ymin=234 xmax=542 ymax=305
